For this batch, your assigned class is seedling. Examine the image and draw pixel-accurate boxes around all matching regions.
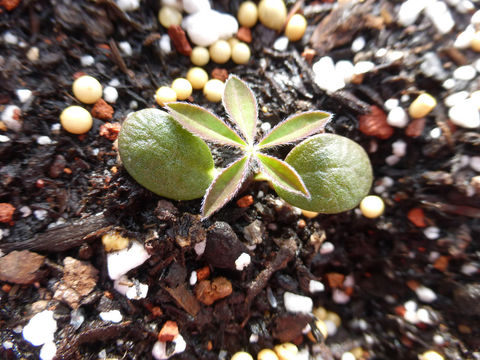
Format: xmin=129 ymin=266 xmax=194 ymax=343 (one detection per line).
xmin=118 ymin=76 xmax=373 ymax=219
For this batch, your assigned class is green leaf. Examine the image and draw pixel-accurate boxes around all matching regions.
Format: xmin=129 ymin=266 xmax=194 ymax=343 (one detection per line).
xmin=256 ymin=153 xmax=310 ymax=197
xmin=167 ymin=102 xmax=246 ymax=147
xmin=258 ymin=111 xmax=332 ymax=148
xmin=273 ymin=134 xmax=373 ymax=213
xmin=223 ymin=75 xmax=258 ymax=145
xmin=118 ymin=108 xmax=215 ymax=200
xmin=202 ymin=155 xmax=251 ymax=219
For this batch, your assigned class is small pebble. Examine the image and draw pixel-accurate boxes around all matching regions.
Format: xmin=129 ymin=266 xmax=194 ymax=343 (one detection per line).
xmin=159 ymin=34 xmax=171 ymax=53
xmin=203 ymin=79 xmax=225 ymax=102
xmin=187 ymin=67 xmax=208 ymax=90
xmin=341 ymin=352 xmax=356 ymax=360
xmin=285 ymin=14 xmax=307 ymax=42
xmin=472 ymin=9 xmax=480 ymax=24
xmin=4 ymin=31 xmax=18 ymax=45
xmin=457 ymin=0 xmax=474 ymax=13
xmin=39 ymin=341 xmax=56 ymax=360
xmin=155 ymin=86 xmax=177 ymax=106
xmin=384 ymin=98 xmax=399 ymax=111
xmin=26 ymin=46 xmax=40 ymax=61
xmin=444 ymin=91 xmax=469 ymax=107
xmin=190 ymin=46 xmax=210 ymax=66
xmin=60 ymin=106 xmax=93 ymax=134
xmin=235 ymin=252 xmax=251 ymax=271
xmin=332 ymin=289 xmax=350 ymax=304
xmin=209 ymin=40 xmax=231 ymax=64
xmin=392 ymin=140 xmax=407 ymax=157
xmin=103 ymin=86 xmax=118 ymax=103
xmin=107 ymin=241 xmax=151 ymax=280
xmin=397 ymin=0 xmax=428 ymax=26
xmin=99 ymin=310 xmax=122 ymax=323
xmin=231 ymin=351 xmax=254 ymax=360
xmin=453 ymin=65 xmax=476 ymax=81
xmin=274 ymin=343 xmax=298 ymax=360
xmin=152 ymin=335 xmax=186 ymax=360
xmin=359 ymin=195 xmax=385 ymax=218
xmin=238 ymin=1 xmax=258 ymax=28
xmin=231 ymin=42 xmax=251 ymax=64
xmin=273 ymin=36 xmax=289 ymax=52
xmin=283 ymin=292 xmax=313 ymax=313
xmin=408 ymin=93 xmax=437 ymax=119
xmin=158 ymin=6 xmax=183 ymax=28
xmin=323 ymin=320 xmax=338 ymax=336
xmin=335 ymin=60 xmax=354 ymax=83
xmin=258 ymin=0 xmax=287 ymax=31
xmin=72 ymin=75 xmax=103 ymax=104
xmin=454 ymin=26 xmax=475 ymax=49
xmin=419 ymin=350 xmax=444 ymax=360
xmin=189 ymin=271 xmax=197 ymax=286
xmin=183 ymin=0 xmax=210 ymax=13
xmin=309 ymin=280 xmax=325 ymax=293
xmin=387 ymin=106 xmax=408 ymax=128
xmin=22 ymin=310 xmax=57 ymax=346
xmin=171 ymin=78 xmax=193 ymax=100
xmin=461 ymin=263 xmax=478 ymax=275
xmin=448 ymin=99 xmax=480 ymax=128
xmin=1 ymin=105 xmax=22 ymax=132
xmin=116 ymin=0 xmax=140 ymax=12
xmin=442 ymin=78 xmax=455 ymax=90
xmin=415 ymin=285 xmax=437 ymax=303
xmin=257 ymin=349 xmax=279 ymax=360
xmin=351 ymin=36 xmax=366 ymax=52
xmin=118 ymin=41 xmax=132 ymax=56
xmin=470 ymin=90 xmax=480 ymax=108
xmin=385 ymin=154 xmax=400 ymax=166
xmin=183 ymin=10 xmax=238 ymax=47
xmin=37 ymin=136 xmax=52 ymax=145
xmin=80 ymin=55 xmax=95 ymax=67
xmin=471 ymin=31 xmax=480 ymax=51
xmin=353 ymin=61 xmax=375 ymax=75
xmin=423 ymin=226 xmax=440 ymax=240
xmin=470 ymin=156 xmax=480 ymax=172
xmin=320 ymin=242 xmax=334 ymax=254
xmin=424 ymin=0 xmax=454 ymax=34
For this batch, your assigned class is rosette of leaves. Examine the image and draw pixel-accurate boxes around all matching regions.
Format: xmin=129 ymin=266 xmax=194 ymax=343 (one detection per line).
xmin=166 ymin=75 xmax=373 ymax=218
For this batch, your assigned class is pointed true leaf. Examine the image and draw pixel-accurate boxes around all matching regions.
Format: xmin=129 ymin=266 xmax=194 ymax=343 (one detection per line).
xmin=202 ymin=155 xmax=251 ymax=219
xmin=258 ymin=111 xmax=332 ymax=148
xmin=167 ymin=102 xmax=246 ymax=147
xmin=223 ymin=75 xmax=258 ymax=145
xmin=256 ymin=153 xmax=310 ymax=197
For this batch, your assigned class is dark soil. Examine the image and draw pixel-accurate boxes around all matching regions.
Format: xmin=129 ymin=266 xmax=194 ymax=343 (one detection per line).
xmin=1 ymin=1 xmax=479 ymax=359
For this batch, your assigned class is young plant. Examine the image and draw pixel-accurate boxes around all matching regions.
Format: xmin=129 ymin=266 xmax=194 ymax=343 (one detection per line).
xmin=118 ymin=76 xmax=373 ymax=219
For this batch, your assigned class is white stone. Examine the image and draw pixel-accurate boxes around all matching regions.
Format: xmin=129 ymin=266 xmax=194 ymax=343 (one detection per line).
xmin=161 ymin=0 xmax=182 ymax=11
xmin=4 ymin=31 xmax=18 ymax=45
xmin=313 ymin=56 xmax=335 ymax=76
xmin=273 ymin=36 xmax=289 ymax=51
xmin=116 ymin=0 xmax=140 ymax=12
xmin=80 ymin=55 xmax=94 ymax=67
xmin=235 ymin=252 xmax=251 ymax=271
xmin=353 ymin=60 xmax=375 ymax=75
xmin=34 ymin=209 xmax=48 ymax=220
xmin=0 ymin=135 xmax=9 ymax=143
xmin=453 ymin=65 xmax=476 ymax=81
xmin=22 ymin=310 xmax=57 ymax=346
xmin=454 ymin=26 xmax=475 ymax=49
xmin=425 ymin=0 xmax=455 ymax=34
xmin=182 ymin=10 xmax=238 ymax=47
xmin=189 ymin=271 xmax=197 ymax=286
xmin=324 ymin=320 xmax=337 ymax=335
xmin=392 ymin=140 xmax=407 ymax=157
xmin=3 ymin=341 xmax=13 ymax=349
xmin=1 ymin=105 xmax=22 ymax=132
xmin=159 ymin=34 xmax=171 ymax=53
xmin=26 ymin=47 xmax=39 ymax=61
xmin=423 ymin=226 xmax=440 ymax=240
xmin=283 ymin=292 xmax=313 ymax=313
xmin=99 ymin=310 xmax=122 ymax=323
xmin=461 ymin=263 xmax=478 ymax=275
xmin=457 ymin=0 xmax=474 ymax=13
xmin=320 ymin=242 xmax=334 ymax=254
xmin=351 ymin=36 xmax=366 ymax=52
xmin=335 ymin=60 xmax=355 ymax=83
xmin=405 ymin=300 xmax=418 ymax=312
xmin=404 ymin=310 xmax=419 ymax=324
xmin=344 ymin=274 xmax=355 ymax=287
xmin=260 ymin=121 xmax=271 ymax=132
xmin=386 ymin=154 xmax=400 ymax=166
xmin=309 ymin=280 xmax=325 ymax=293
xmin=152 ymin=335 xmax=186 ymax=360
xmin=107 ymin=241 xmax=151 ymax=280
xmin=341 ymin=352 xmax=356 ymax=360
xmin=417 ymin=308 xmax=433 ymax=324
xmin=384 ymin=98 xmax=399 ymax=111
xmin=449 ymin=100 xmax=480 ymax=128
xmin=114 ymin=276 xmax=148 ymax=299
xmin=472 ymin=9 xmax=480 ymax=25
xmin=386 ymin=50 xmax=404 ymax=62
xmin=470 ymin=156 xmax=480 ymax=172
xmin=109 ymin=78 xmax=120 ymax=87
xmin=375 ymin=47 xmax=387 ymax=58
xmin=444 ymin=91 xmax=469 ymax=107
xmin=194 ymin=239 xmax=206 ymax=256
xmin=433 ymin=334 xmax=445 ymax=345
xmin=16 ymin=89 xmax=32 ymax=103
xmin=118 ymin=41 xmax=132 ymax=56
xmin=40 ymin=341 xmax=57 ymax=360
xmin=249 ymin=333 xmax=259 ymax=343
xmin=442 ymin=78 xmax=455 ymax=90
xmin=415 ymin=285 xmax=437 ymax=303
xmin=314 ymin=57 xmax=345 ymax=93
xmin=37 ymin=136 xmax=53 ymax=145
xmin=387 ymin=106 xmax=409 ymax=128
xmin=430 ymin=127 xmax=442 ymax=138
xmin=397 ymin=0 xmax=429 ymax=26
xmin=332 ymin=289 xmax=350 ymax=304
xmin=103 ymin=86 xmax=118 ymax=103
xmin=19 ymin=206 xmax=31 ymax=217
xmin=183 ymin=0 xmax=210 ymax=13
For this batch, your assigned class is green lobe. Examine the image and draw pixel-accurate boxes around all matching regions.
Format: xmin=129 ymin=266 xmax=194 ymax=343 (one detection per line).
xmin=259 ymin=111 xmax=332 ymax=148
xmin=223 ymin=76 xmax=257 ymax=144
xmin=202 ymin=156 xmax=250 ymax=218
xmin=167 ymin=102 xmax=246 ymax=147
xmin=274 ymin=134 xmax=373 ymax=213
xmin=257 ymin=153 xmax=309 ymax=197
xmin=118 ymin=108 xmax=215 ymax=200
